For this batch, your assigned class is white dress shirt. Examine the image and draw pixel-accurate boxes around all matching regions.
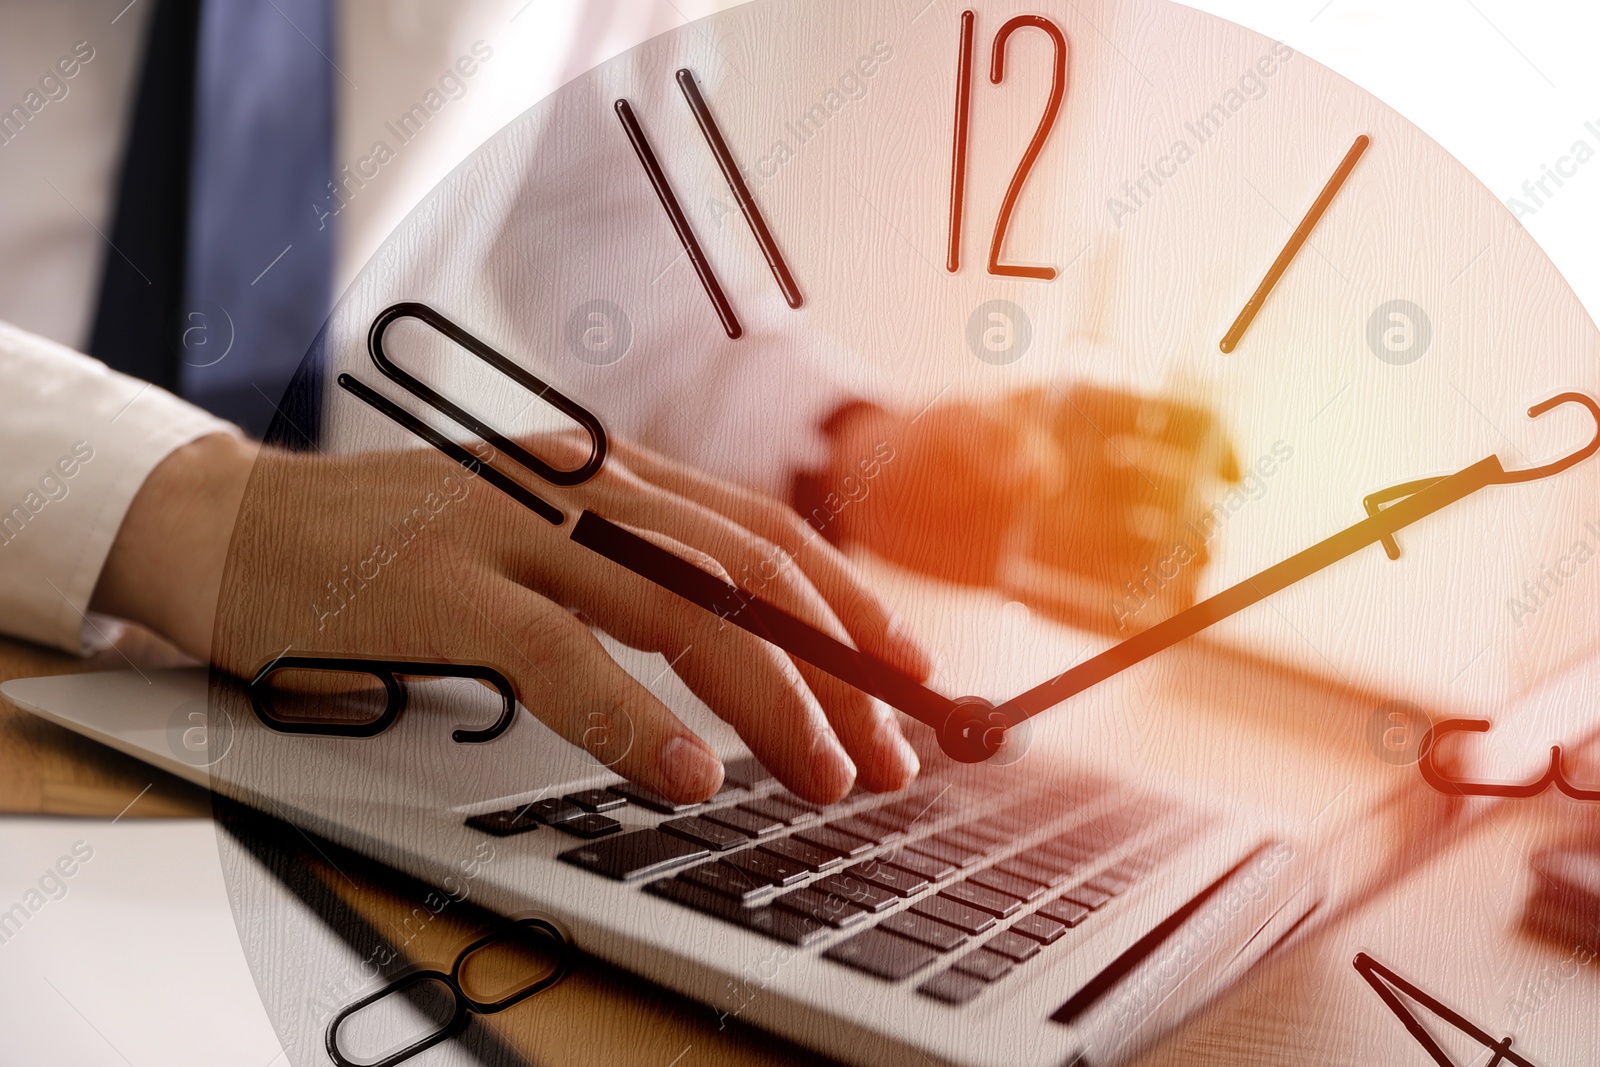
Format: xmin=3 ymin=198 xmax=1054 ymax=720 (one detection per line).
xmin=0 ymin=0 xmax=844 ymax=655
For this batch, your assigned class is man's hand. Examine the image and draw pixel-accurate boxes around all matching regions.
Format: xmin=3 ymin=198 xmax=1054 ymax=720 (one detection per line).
xmin=93 ymin=433 xmax=929 ymax=805
xmin=823 ymin=385 xmax=1239 ymax=627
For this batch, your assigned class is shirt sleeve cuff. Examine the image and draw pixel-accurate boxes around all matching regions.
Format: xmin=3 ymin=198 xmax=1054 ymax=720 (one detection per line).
xmin=0 ymin=321 xmax=239 ymax=654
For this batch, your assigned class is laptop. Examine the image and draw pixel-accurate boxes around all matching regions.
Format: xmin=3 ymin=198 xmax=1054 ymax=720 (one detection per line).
xmin=4 ymin=630 xmax=1321 ymax=1067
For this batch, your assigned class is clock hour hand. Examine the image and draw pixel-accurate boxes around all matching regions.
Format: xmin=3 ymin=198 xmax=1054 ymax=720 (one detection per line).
xmin=570 ymin=510 xmax=962 ymax=734
xmin=988 ymin=392 xmax=1600 ymax=733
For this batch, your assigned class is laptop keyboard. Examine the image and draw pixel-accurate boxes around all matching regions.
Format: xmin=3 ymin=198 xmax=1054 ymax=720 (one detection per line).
xmin=467 ymin=758 xmax=1202 ymax=1005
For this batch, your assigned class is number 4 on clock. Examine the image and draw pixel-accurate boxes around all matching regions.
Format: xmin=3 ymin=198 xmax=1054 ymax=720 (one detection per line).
xmin=1353 ymin=953 xmax=1542 ymax=1067
xmin=946 ymin=10 xmax=1069 ymax=279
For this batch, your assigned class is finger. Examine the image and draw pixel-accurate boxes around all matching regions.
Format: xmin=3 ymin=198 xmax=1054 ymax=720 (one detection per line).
xmin=576 ymin=477 xmax=921 ymax=790
xmin=796 ymin=661 xmax=919 ymax=793
xmin=608 ymin=439 xmax=932 ymax=680
xmin=522 ymin=529 xmax=858 ymax=804
xmin=470 ymin=577 xmax=725 ymax=803
xmin=610 ymin=438 xmax=931 ymax=677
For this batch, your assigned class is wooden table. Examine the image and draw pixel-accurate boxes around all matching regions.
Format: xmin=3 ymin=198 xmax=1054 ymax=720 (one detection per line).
xmin=0 ymin=628 xmax=209 ymax=819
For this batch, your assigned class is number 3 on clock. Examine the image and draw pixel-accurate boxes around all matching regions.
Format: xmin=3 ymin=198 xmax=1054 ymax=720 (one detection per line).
xmin=946 ymin=10 xmax=1069 ymax=279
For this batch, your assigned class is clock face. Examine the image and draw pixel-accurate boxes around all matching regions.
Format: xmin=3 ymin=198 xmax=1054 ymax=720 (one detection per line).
xmin=206 ymin=0 xmax=1599 ymax=1063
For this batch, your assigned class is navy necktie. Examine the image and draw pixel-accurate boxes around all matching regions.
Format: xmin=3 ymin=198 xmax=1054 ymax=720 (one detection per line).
xmin=91 ymin=0 xmax=335 ymax=442
xmin=183 ymin=0 xmax=335 ymax=440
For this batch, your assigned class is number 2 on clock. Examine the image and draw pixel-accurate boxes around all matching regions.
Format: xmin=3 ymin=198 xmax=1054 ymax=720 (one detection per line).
xmin=947 ymin=10 xmax=1069 ymax=279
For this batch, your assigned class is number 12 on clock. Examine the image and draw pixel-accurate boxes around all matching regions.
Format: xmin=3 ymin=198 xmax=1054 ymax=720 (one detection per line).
xmin=946 ymin=10 xmax=1069 ymax=279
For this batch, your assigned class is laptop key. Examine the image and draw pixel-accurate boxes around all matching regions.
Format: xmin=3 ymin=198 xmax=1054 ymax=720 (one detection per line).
xmin=1011 ymin=913 xmax=1068 ymax=945
xmin=703 ymin=806 xmax=784 ymax=839
xmin=952 ymin=821 xmax=1010 ymax=846
xmin=768 ymin=793 xmax=827 ymax=820
xmin=940 ymin=882 xmax=1023 ymax=920
xmin=811 ymin=873 xmax=898 ymax=913
xmin=739 ymin=795 xmax=819 ymax=826
xmin=1035 ymin=837 xmax=1096 ymax=868
xmin=560 ymin=829 xmax=709 ymax=881
xmin=775 ymin=887 xmax=871 ymax=929
xmin=985 ymin=930 xmax=1041 ymax=963
xmin=526 ymin=797 xmax=585 ymax=825
xmin=725 ymin=847 xmax=810 ymax=887
xmin=1043 ymin=818 xmax=1117 ymax=854
xmin=858 ymin=794 xmax=951 ymax=833
xmin=465 ymin=809 xmax=540 ymax=837
xmin=831 ymin=815 xmax=905 ymax=846
xmin=825 ymin=929 xmax=940 ymax=981
xmin=918 ymin=970 xmax=987 ymax=1005
xmin=1053 ymin=815 xmax=1131 ymax=856
xmin=794 ymin=825 xmax=874 ymax=860
xmin=682 ymin=860 xmax=777 ymax=904
xmin=759 ymin=836 xmax=847 ymax=873
xmin=999 ymin=853 xmax=1076 ymax=887
xmin=659 ymin=816 xmax=751 ymax=852
xmin=735 ymin=906 xmax=832 ymax=948
xmin=1088 ymin=867 xmax=1139 ymax=895
xmin=646 ymin=878 xmax=828 ymax=946
xmin=880 ymin=911 xmax=968 ymax=952
xmin=911 ymin=895 xmax=996 ymax=936
xmin=564 ymin=789 xmax=626 ymax=813
xmin=553 ymin=813 xmax=623 ymax=839
xmin=982 ymin=809 xmax=1034 ymax=838
xmin=854 ymin=807 xmax=914 ymax=834
xmin=608 ymin=782 xmax=700 ymax=815
xmin=1064 ymin=882 xmax=1115 ymax=910
xmin=940 ymin=826 xmax=1006 ymax=856
xmin=883 ymin=848 xmax=957 ymax=882
xmin=846 ymin=859 xmax=930 ymax=898
xmin=952 ymin=949 xmax=1014 ymax=983
xmin=908 ymin=836 xmax=985 ymax=870
xmin=1037 ymin=898 xmax=1091 ymax=928
xmin=721 ymin=755 xmax=773 ymax=790
xmin=969 ymin=868 xmax=1047 ymax=903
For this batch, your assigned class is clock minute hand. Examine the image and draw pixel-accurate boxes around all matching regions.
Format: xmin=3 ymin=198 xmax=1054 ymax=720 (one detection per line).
xmin=989 ymin=392 xmax=1600 ymax=731
xmin=572 ymin=393 xmax=1594 ymax=763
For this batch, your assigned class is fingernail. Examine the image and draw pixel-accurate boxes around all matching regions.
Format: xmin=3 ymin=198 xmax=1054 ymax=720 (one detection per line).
xmin=659 ymin=736 xmax=723 ymax=801
xmin=810 ymin=732 xmax=856 ymax=801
